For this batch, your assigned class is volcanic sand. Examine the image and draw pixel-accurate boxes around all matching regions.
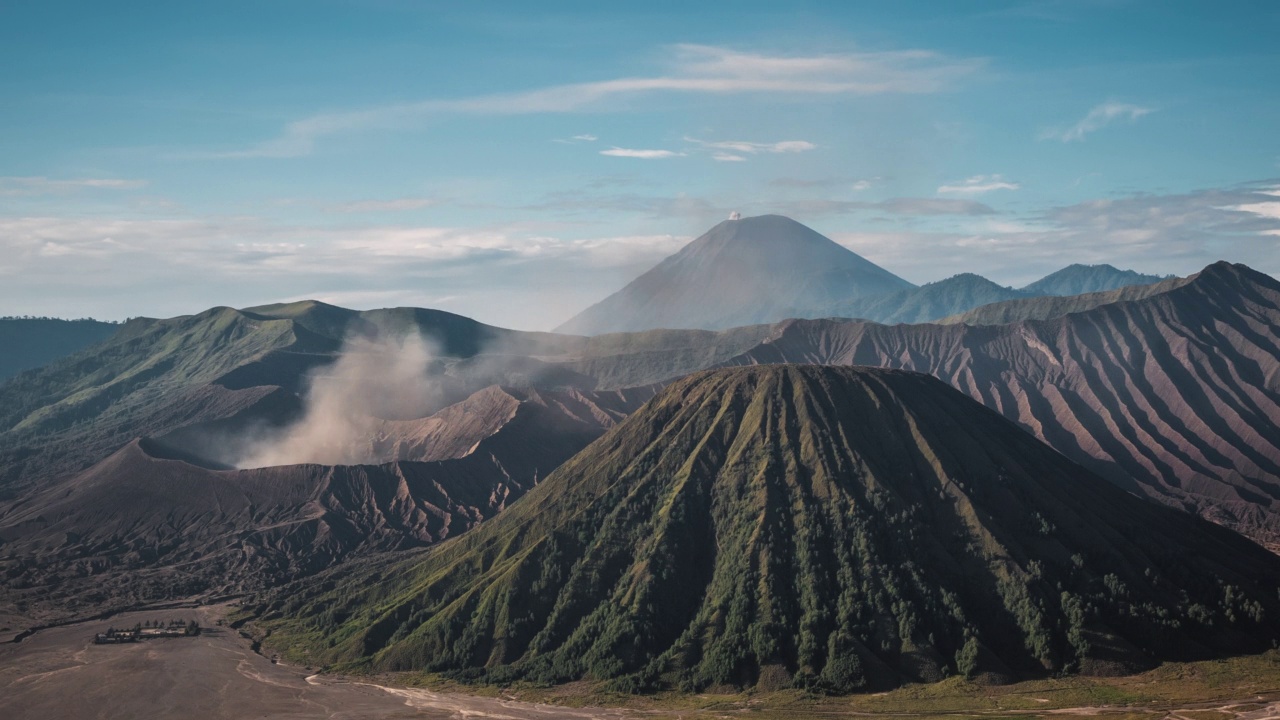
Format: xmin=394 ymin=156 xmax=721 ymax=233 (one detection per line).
xmin=0 ymin=605 xmax=636 ymax=720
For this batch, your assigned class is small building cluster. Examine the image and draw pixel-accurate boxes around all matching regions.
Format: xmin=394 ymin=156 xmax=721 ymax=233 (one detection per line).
xmin=93 ymin=618 xmax=201 ymax=644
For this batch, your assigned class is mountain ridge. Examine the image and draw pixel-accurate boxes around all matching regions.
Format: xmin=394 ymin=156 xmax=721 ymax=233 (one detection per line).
xmin=256 ymin=365 xmax=1280 ymax=691
xmin=1022 ymin=263 xmax=1170 ymax=297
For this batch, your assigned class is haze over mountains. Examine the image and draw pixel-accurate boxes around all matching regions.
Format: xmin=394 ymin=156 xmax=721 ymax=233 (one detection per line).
xmin=556 ymin=215 xmax=1168 ymax=334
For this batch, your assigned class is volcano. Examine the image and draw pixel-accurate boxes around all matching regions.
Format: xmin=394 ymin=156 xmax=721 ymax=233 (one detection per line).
xmin=555 ymin=214 xmax=914 ymax=334
xmin=258 ymin=365 xmax=1280 ymax=692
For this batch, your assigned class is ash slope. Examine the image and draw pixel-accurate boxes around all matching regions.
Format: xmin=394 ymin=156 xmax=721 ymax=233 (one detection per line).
xmin=724 ymin=262 xmax=1280 ymax=547
xmin=555 ymin=215 xmax=913 ymax=334
xmin=0 ymin=385 xmax=652 ymax=621
xmin=259 ymin=366 xmax=1280 ymax=692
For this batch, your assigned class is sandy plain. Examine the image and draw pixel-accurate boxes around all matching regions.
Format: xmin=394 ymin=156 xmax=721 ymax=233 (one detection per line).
xmin=3 ymin=603 xmax=1280 ymax=720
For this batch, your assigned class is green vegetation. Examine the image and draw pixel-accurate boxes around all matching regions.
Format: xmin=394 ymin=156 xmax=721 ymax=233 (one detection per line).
xmin=253 ymin=365 xmax=1280 ymax=693
xmin=0 ymin=298 xmax=781 ymax=492
xmin=360 ymin=649 xmax=1280 ymax=718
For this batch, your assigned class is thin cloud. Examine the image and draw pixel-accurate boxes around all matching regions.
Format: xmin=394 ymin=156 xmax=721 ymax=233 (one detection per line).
xmin=831 ymin=185 xmax=1280 ymax=285
xmin=553 ymin=133 xmax=599 ymax=144
xmin=205 ymin=43 xmax=984 ymax=158
xmin=713 ymin=153 xmax=748 ymax=162
xmin=687 ymin=137 xmax=818 ymax=155
xmin=0 ymin=176 xmax=148 ymax=195
xmin=599 ymin=147 xmax=685 ymax=159
xmin=937 ymin=174 xmax=1020 ymax=195
xmin=331 ymin=197 xmax=441 ymax=213
xmin=1042 ymin=102 xmax=1154 ymax=142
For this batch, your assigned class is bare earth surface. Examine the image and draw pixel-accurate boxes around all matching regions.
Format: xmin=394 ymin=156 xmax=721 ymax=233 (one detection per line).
xmin=3 ymin=604 xmax=1280 ymax=720
xmin=0 ymin=606 xmax=634 ymax=720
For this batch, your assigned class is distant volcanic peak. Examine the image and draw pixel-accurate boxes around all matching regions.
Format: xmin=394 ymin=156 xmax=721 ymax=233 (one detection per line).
xmin=1022 ymin=262 xmax=1168 ymax=296
xmin=554 ymin=215 xmax=914 ymax=334
xmin=1194 ymin=259 xmax=1274 ymax=285
xmin=934 ymin=272 xmax=1004 ymax=286
xmin=680 ymin=214 xmax=898 ymax=268
xmin=263 ymin=363 xmax=1280 ymax=692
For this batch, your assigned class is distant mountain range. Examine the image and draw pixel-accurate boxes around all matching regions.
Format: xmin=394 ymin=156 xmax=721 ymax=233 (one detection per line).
xmin=1023 ymin=263 xmax=1169 ymax=297
xmin=0 ymin=317 xmax=120 ymax=382
xmin=1 ymin=261 xmax=1276 ymax=551
xmin=257 ymin=366 xmax=1280 ymax=690
xmin=556 ymin=215 xmax=1168 ymax=333
xmin=0 ymin=219 xmax=1276 ymax=663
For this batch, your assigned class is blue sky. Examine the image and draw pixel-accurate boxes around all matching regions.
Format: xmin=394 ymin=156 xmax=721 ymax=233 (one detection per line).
xmin=2 ymin=0 xmax=1278 ymax=329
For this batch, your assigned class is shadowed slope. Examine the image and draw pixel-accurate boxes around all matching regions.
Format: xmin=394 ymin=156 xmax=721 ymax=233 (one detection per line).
xmin=258 ymin=366 xmax=1280 ymax=693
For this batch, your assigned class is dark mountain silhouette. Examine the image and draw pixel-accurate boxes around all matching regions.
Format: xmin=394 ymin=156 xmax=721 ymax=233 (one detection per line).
xmin=257 ymin=366 xmax=1280 ymax=692
xmin=0 ymin=317 xmax=120 ymax=382
xmin=1022 ymin=264 xmax=1167 ymax=297
xmin=555 ymin=214 xmax=914 ymax=334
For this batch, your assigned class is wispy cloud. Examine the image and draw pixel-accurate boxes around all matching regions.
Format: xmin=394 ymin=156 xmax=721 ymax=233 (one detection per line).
xmin=206 ymin=43 xmax=984 ymax=158
xmin=554 ymin=133 xmax=599 ymax=144
xmin=712 ymin=153 xmax=748 ymax=162
xmin=599 ymin=147 xmax=685 ymax=159
xmin=0 ymin=213 xmax=693 ymax=327
xmin=330 ymin=197 xmax=441 ymax=213
xmin=0 ymin=176 xmax=148 ymax=196
xmin=1042 ymin=102 xmax=1154 ymax=142
xmin=937 ymin=174 xmax=1020 ymax=195
xmin=833 ymin=183 xmax=1280 ymax=285
xmin=686 ymin=137 xmax=818 ymax=156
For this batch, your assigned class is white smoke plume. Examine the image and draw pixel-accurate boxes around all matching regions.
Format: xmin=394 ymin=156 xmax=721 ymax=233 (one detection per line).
xmin=237 ymin=331 xmax=440 ymax=468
